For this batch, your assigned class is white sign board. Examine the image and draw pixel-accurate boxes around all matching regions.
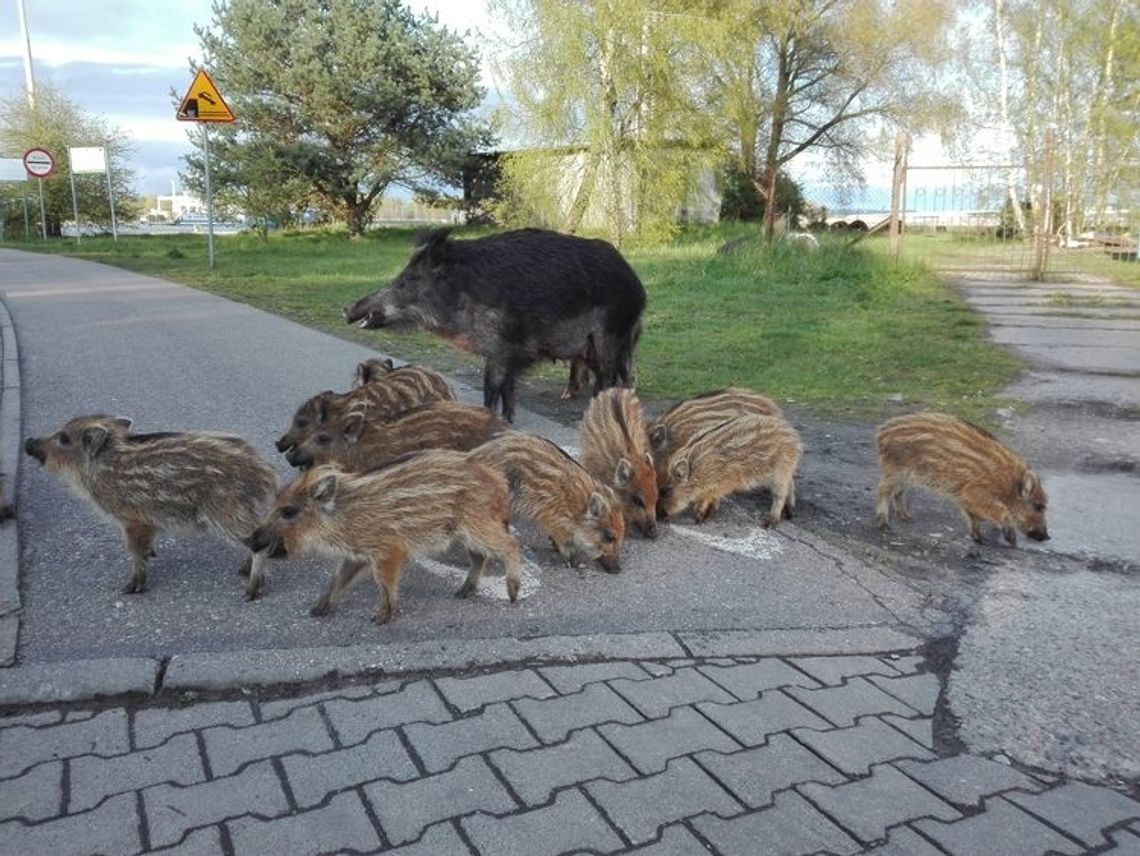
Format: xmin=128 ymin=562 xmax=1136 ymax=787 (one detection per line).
xmin=69 ymin=146 xmax=107 ymax=174
xmin=0 ymin=158 xmax=24 ymax=181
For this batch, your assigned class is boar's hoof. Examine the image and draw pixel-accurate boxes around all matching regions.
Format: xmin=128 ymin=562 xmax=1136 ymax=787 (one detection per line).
xmin=121 ymin=577 xmax=147 ymax=595
xmin=1003 ymin=526 xmax=1018 ymax=547
xmin=244 ymin=579 xmax=265 ymax=601
xmin=0 ymin=504 xmax=14 ymax=523
xmin=507 ymin=578 xmax=520 ymax=603
xmin=455 ymin=581 xmax=476 ymax=599
xmin=309 ymin=599 xmax=332 ymax=617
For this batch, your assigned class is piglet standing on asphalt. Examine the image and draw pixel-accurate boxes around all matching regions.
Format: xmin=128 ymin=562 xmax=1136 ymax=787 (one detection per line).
xmin=469 ymin=431 xmax=626 ymax=572
xmin=24 ymin=415 xmax=277 ymax=597
xmin=579 ymin=388 xmax=659 ymax=538
xmin=276 ymin=361 xmax=454 ymax=455
xmin=658 ymin=414 xmax=802 ymax=527
xmin=247 ymin=452 xmax=522 ymax=623
xmin=343 ymin=228 xmax=646 ymax=422
xmin=284 ymin=400 xmax=508 ymax=472
xmin=647 ymin=387 xmax=783 ymax=507
xmin=874 ymin=411 xmax=1049 ymax=546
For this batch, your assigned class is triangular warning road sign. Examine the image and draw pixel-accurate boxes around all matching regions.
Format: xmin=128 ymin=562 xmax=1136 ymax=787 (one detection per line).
xmin=176 ymin=69 xmax=236 ymax=123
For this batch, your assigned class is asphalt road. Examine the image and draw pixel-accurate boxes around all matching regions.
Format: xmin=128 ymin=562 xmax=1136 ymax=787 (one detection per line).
xmin=1 ymin=249 xmax=925 ymax=666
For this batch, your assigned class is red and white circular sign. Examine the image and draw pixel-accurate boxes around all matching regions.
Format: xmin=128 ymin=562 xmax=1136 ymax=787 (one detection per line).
xmin=23 ymin=147 xmax=55 ymax=178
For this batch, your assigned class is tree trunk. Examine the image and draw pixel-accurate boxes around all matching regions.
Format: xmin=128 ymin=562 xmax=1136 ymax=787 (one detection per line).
xmin=344 ymin=198 xmax=368 ymax=238
xmin=993 ymin=0 xmax=1027 ymax=236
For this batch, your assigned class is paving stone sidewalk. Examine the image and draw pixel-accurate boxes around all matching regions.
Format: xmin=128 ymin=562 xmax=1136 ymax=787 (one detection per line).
xmin=1 ymin=652 xmax=1138 ymax=856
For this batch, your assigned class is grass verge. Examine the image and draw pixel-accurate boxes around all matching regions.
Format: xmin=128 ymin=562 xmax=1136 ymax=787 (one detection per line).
xmin=4 ymin=225 xmax=1021 ymax=419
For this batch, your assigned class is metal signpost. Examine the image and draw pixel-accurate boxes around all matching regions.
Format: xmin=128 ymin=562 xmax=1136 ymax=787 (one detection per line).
xmin=176 ymin=69 xmax=236 ymax=269
xmin=22 ymin=146 xmax=53 ymax=240
xmin=68 ymin=146 xmax=117 ymax=243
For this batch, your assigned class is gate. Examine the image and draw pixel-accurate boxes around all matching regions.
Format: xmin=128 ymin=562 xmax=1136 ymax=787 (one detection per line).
xmin=896 ymin=132 xmax=1139 ymax=282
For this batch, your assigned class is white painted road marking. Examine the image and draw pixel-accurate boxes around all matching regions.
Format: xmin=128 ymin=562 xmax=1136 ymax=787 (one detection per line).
xmin=671 ymin=525 xmax=784 ymax=560
xmin=415 ymin=555 xmax=543 ymax=601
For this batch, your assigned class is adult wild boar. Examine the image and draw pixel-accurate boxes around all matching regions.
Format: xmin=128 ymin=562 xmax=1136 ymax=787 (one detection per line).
xmin=344 ymin=228 xmax=646 ymax=422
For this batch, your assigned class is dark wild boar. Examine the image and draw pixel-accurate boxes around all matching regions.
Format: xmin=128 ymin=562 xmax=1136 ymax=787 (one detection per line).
xmin=344 ymin=228 xmax=646 ymax=421
xmin=659 ymin=414 xmax=802 ymax=527
xmin=468 ymin=431 xmax=626 ymax=572
xmin=874 ymin=411 xmax=1049 ymax=546
xmin=247 ymin=453 xmax=522 ymax=622
xmin=275 ymin=363 xmax=455 ymax=454
xmin=579 ymin=388 xmax=658 ymax=538
xmin=24 ymin=415 xmax=277 ymax=597
xmin=285 ymin=401 xmax=508 ymax=471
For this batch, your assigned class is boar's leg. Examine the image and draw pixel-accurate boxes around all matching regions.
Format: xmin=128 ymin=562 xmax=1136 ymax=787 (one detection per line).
xmin=461 ymin=516 xmax=522 ymax=602
xmin=310 ymin=559 xmax=369 ymax=617
xmin=456 ymin=550 xmax=489 ymax=599
xmin=693 ymin=497 xmax=721 ymax=524
xmin=243 ymin=551 xmax=271 ymax=601
xmin=874 ymin=477 xmax=904 ymax=529
xmin=483 ymin=359 xmax=523 ymax=422
xmin=370 ymin=546 xmax=408 ymax=624
xmin=121 ymin=521 xmax=157 ymax=594
xmin=560 ymin=357 xmax=592 ymax=400
xmin=1001 ymin=520 xmax=1019 ymax=547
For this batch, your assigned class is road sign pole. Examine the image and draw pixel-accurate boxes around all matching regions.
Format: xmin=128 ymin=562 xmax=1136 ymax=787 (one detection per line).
xmin=21 ymin=195 xmax=29 ymax=240
xmin=203 ymin=124 xmax=215 ymax=269
xmin=105 ymin=153 xmax=118 ymax=241
xmin=69 ymin=169 xmax=81 ymax=245
xmin=37 ymin=177 xmax=47 ymax=240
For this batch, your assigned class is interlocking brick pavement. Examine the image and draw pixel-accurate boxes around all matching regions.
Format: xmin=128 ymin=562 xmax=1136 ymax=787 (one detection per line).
xmin=2 ymin=651 xmax=1138 ymax=855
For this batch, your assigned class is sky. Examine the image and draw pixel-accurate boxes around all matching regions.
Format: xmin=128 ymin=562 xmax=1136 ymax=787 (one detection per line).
xmin=0 ymin=0 xmax=502 ymax=196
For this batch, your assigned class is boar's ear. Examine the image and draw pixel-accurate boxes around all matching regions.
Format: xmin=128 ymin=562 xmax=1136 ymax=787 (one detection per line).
xmin=614 ymin=458 xmax=634 ymax=488
xmin=670 ymin=458 xmax=690 ymax=484
xmin=414 ymin=227 xmax=452 ymax=265
xmin=81 ymin=426 xmax=110 ymax=457
xmin=315 ymin=392 xmax=337 ymax=424
xmin=310 ymin=473 xmax=338 ymax=512
xmin=648 ymin=425 xmax=668 ymax=453
xmin=343 ymin=412 xmax=366 ymax=443
xmin=1020 ymin=471 xmax=1041 ymax=498
xmin=587 ymin=491 xmax=606 ymax=520
xmin=110 ymin=417 xmax=133 ymax=431
xmin=353 ymin=362 xmax=372 ymax=387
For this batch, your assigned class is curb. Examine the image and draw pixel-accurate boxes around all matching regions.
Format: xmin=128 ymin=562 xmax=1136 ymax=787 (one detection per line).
xmin=0 ymin=625 xmax=925 ymax=707
xmin=0 ymin=294 xmax=21 ymax=668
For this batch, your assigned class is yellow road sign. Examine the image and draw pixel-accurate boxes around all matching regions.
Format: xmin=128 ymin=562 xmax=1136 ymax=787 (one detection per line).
xmin=176 ymin=69 xmax=235 ymax=123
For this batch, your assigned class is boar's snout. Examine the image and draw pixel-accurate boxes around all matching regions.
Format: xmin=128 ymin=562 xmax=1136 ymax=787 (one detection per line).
xmin=24 ymin=437 xmax=45 ymax=464
xmin=275 ymin=435 xmax=294 ymax=454
xmin=1027 ymin=527 xmax=1050 ymax=542
xmin=284 ymin=447 xmax=312 ymax=469
xmin=639 ymin=519 xmax=659 ymax=539
xmin=245 ymin=527 xmax=287 ymax=558
xmin=343 ymin=297 xmax=386 ymax=329
xmin=598 ymin=553 xmax=621 ymax=574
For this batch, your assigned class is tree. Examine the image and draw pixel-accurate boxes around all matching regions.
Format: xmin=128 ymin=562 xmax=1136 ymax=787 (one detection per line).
xmin=0 ymin=85 xmax=137 ymax=237
xmin=992 ymin=0 xmax=1140 ymax=238
xmin=191 ymin=0 xmax=493 ymax=237
xmin=719 ymin=165 xmax=805 ymax=224
xmin=703 ymin=0 xmax=958 ymax=241
xmin=489 ymin=0 xmax=719 ymax=245
xmin=182 ymin=135 xmax=309 ymax=241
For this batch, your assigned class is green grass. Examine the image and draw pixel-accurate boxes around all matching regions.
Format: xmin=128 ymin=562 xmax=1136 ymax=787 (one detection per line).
xmin=895 ymin=230 xmax=1140 ymax=288
xmin=4 ymin=225 xmax=1023 ymax=419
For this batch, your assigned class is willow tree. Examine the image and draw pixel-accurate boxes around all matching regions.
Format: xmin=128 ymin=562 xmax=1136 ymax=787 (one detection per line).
xmin=191 ymin=0 xmax=493 ymax=237
xmin=489 ymin=0 xmax=718 ymax=245
xmin=0 ymin=85 xmax=137 ymax=237
xmin=703 ymin=0 xmax=958 ymax=240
